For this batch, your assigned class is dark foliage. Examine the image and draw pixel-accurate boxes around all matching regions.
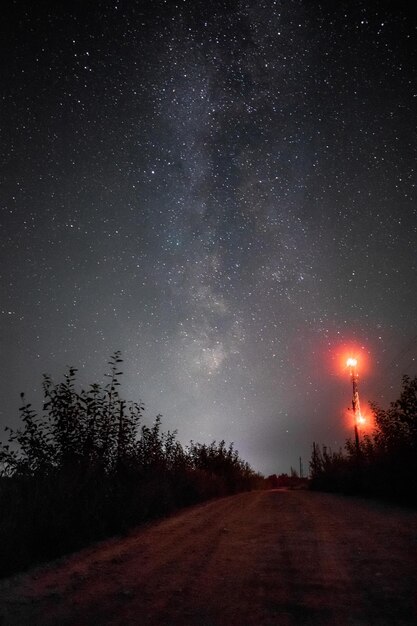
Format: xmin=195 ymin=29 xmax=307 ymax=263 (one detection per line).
xmin=264 ymin=473 xmax=308 ymax=490
xmin=309 ymin=375 xmax=417 ymax=504
xmin=0 ymin=353 xmax=261 ymax=578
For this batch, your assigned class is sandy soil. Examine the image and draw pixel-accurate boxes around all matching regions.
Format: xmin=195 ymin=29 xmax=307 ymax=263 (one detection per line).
xmin=0 ymin=489 xmax=416 ymax=625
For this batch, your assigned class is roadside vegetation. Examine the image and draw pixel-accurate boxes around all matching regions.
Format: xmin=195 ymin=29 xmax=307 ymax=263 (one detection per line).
xmin=264 ymin=472 xmax=308 ymax=490
xmin=310 ymin=375 xmax=417 ymax=505
xmin=0 ymin=353 xmax=261 ymax=578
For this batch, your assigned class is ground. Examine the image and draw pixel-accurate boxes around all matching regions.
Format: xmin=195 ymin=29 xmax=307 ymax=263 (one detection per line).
xmin=0 ymin=490 xmax=416 ymax=625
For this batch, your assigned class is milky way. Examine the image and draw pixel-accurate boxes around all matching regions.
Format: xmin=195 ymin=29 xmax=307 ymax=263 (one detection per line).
xmin=1 ymin=1 xmax=417 ymax=474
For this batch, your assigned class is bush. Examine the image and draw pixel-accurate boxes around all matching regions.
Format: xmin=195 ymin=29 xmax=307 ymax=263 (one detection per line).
xmin=0 ymin=353 xmax=260 ymax=578
xmin=309 ymin=375 xmax=417 ymax=504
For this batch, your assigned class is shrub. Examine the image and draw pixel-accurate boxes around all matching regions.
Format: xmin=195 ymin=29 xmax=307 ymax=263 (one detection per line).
xmin=309 ymin=375 xmax=417 ymax=504
xmin=0 ymin=353 xmax=260 ymax=577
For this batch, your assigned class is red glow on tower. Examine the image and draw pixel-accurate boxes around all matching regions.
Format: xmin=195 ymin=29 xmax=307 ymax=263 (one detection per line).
xmin=346 ymin=356 xmax=366 ymax=449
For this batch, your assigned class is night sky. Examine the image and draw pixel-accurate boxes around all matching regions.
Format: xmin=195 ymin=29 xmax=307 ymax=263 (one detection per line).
xmin=1 ymin=0 xmax=417 ymax=475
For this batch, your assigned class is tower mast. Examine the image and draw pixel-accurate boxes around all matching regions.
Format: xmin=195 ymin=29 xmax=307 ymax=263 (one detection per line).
xmin=347 ymin=357 xmax=362 ymax=452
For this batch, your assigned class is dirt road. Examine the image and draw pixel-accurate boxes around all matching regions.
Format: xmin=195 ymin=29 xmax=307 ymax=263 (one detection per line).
xmin=0 ymin=490 xmax=416 ymax=625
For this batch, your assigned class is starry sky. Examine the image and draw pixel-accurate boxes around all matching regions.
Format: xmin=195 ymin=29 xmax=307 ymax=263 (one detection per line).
xmin=1 ymin=0 xmax=417 ymax=475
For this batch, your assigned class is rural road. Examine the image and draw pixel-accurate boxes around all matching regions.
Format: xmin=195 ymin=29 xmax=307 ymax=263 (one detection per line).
xmin=0 ymin=489 xmax=416 ymax=625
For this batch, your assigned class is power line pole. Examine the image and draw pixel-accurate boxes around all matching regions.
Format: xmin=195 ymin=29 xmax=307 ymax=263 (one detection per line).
xmin=347 ymin=358 xmax=363 ymax=453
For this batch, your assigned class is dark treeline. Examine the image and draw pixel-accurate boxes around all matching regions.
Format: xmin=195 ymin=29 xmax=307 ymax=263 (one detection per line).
xmin=310 ymin=375 xmax=417 ymax=505
xmin=0 ymin=353 xmax=261 ymax=578
xmin=264 ymin=472 xmax=308 ymax=490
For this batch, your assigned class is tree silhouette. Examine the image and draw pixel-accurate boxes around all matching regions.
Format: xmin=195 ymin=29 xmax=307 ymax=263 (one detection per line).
xmin=309 ymin=375 xmax=417 ymax=502
xmin=0 ymin=353 xmax=261 ymax=578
